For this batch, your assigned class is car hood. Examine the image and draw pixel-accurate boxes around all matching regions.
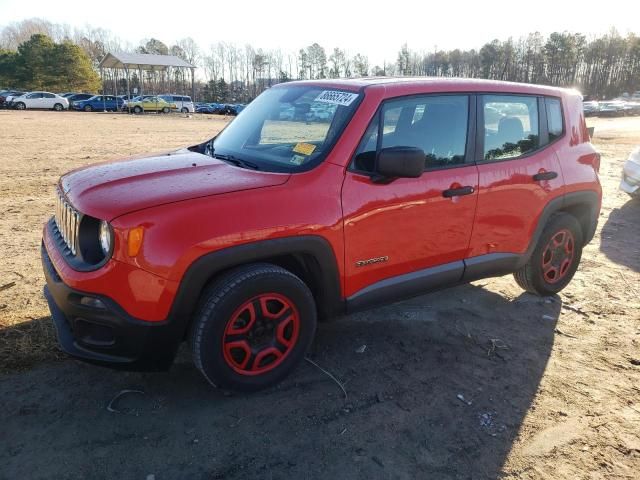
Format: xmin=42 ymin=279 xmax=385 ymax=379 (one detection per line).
xmin=60 ymin=148 xmax=290 ymax=220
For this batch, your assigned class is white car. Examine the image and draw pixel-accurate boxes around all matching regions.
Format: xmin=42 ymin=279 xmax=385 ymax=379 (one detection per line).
xmin=620 ymin=147 xmax=640 ymax=198
xmin=159 ymin=94 xmax=195 ymax=113
xmin=10 ymin=91 xmax=69 ymax=111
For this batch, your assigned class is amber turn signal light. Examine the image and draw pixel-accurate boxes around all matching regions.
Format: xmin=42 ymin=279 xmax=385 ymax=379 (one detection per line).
xmin=127 ymin=227 xmax=144 ymax=257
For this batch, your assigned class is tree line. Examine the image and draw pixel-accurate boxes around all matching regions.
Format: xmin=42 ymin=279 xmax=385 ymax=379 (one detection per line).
xmin=1 ymin=18 xmax=638 ymax=102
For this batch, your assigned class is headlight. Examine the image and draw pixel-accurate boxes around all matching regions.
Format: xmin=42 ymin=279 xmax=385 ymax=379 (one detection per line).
xmin=99 ymin=221 xmax=113 ymax=256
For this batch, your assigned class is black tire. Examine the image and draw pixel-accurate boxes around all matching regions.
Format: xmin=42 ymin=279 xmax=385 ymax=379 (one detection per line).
xmin=514 ymin=213 xmax=583 ymax=295
xmin=133 ymin=106 xmax=142 ymax=114
xmin=190 ymin=263 xmax=317 ymax=391
xmin=53 ymin=103 xmax=63 ymax=111
xmin=15 ymin=102 xmax=25 ymax=110
xmin=84 ymin=105 xmax=93 ymax=112
xmin=162 ymin=106 xmax=170 ymax=114
xmin=181 ymin=107 xmax=188 ymax=113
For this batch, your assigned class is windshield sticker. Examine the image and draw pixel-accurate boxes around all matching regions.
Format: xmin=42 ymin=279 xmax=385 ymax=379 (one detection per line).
xmin=290 ymin=155 xmax=306 ymax=165
xmin=293 ymin=142 xmax=317 ymax=156
xmin=315 ymin=90 xmax=359 ymax=106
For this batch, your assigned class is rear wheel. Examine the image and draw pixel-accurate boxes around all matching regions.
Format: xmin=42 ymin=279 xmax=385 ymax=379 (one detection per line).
xmin=162 ymin=106 xmax=170 ymax=114
xmin=190 ymin=263 xmax=317 ymax=391
xmin=133 ymin=106 xmax=142 ymax=114
xmin=53 ymin=103 xmax=63 ymax=111
xmin=514 ymin=213 xmax=583 ymax=295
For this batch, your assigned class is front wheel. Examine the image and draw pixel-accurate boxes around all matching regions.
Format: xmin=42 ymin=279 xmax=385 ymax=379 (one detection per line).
xmin=15 ymin=102 xmax=26 ymax=110
xmin=84 ymin=105 xmax=93 ymax=112
xmin=514 ymin=213 xmax=583 ymax=296
xmin=133 ymin=106 xmax=142 ymax=114
xmin=181 ymin=107 xmax=188 ymax=113
xmin=190 ymin=263 xmax=317 ymax=391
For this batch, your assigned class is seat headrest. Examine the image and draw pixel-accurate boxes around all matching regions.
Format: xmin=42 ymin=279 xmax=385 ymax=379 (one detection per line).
xmin=497 ymin=116 xmax=524 ymax=142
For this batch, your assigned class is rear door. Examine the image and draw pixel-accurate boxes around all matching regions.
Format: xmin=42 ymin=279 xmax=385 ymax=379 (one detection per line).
xmin=342 ymin=94 xmax=479 ymax=299
xmin=42 ymin=92 xmax=56 ymax=108
xmin=468 ymin=94 xmax=564 ymax=259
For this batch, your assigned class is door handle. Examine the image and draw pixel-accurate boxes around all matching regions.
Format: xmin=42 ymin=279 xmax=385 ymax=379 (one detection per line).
xmin=532 ymin=171 xmax=558 ymax=181
xmin=442 ymin=186 xmax=475 ymax=198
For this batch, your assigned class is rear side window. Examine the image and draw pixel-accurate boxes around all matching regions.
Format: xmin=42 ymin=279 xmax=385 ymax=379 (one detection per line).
xmin=352 ymin=95 xmax=469 ymax=172
xmin=546 ymin=97 xmax=563 ymax=141
xmin=482 ymin=95 xmax=539 ymax=161
xmin=43 ymin=93 xmax=55 ymax=98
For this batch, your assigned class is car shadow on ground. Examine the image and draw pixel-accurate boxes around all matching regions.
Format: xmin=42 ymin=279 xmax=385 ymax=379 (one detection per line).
xmin=0 ymin=284 xmax=561 ymax=479
xmin=600 ymin=197 xmax=640 ymax=272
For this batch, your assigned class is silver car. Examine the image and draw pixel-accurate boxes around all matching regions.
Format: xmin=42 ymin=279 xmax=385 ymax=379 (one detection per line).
xmin=620 ymin=147 xmax=640 ymax=198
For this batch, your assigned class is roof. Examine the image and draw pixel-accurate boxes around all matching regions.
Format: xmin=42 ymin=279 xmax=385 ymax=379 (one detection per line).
xmin=277 ymin=77 xmax=575 ymax=97
xmin=98 ymin=52 xmax=195 ymax=70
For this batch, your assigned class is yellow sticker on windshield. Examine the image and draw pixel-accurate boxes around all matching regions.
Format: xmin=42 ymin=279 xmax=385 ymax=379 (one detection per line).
xmin=293 ymin=142 xmax=316 ymax=156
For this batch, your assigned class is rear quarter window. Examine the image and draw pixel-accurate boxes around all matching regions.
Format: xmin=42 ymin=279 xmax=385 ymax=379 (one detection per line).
xmin=545 ymin=97 xmax=564 ymax=141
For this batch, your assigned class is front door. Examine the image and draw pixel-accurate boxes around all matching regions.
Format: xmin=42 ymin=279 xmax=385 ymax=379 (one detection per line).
xmin=342 ymin=94 xmax=479 ymax=301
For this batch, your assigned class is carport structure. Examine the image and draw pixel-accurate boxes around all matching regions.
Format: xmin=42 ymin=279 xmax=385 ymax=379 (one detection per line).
xmin=98 ymin=52 xmax=196 ymax=103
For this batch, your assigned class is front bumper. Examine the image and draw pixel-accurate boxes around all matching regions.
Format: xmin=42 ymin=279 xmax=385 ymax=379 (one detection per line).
xmin=41 ymin=244 xmax=181 ymax=371
xmin=620 ymin=161 xmax=640 ymax=196
xmin=620 ymin=176 xmax=639 ymax=196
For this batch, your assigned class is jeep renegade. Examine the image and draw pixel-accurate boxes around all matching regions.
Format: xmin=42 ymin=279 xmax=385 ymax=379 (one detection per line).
xmin=42 ymin=78 xmax=602 ymax=391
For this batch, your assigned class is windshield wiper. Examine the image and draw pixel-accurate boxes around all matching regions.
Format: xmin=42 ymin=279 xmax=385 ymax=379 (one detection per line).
xmin=212 ymin=153 xmax=260 ymax=170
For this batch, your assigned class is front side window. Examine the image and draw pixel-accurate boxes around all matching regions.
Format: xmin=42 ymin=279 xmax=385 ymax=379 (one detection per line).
xmin=352 ymin=95 xmax=469 ymax=172
xmin=211 ymin=86 xmax=362 ymax=172
xmin=546 ymin=97 xmax=563 ymax=141
xmin=483 ymin=95 xmax=539 ymax=161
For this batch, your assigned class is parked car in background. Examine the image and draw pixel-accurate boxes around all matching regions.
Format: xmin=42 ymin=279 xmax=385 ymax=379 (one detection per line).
xmin=122 ymin=95 xmax=155 ymax=112
xmin=582 ymin=100 xmax=600 ymax=116
xmin=222 ymin=104 xmax=246 ymax=115
xmin=159 ymin=95 xmax=195 ymax=113
xmin=0 ymin=90 xmax=24 ymax=108
xmin=127 ymin=96 xmax=176 ymax=113
xmin=196 ymin=103 xmax=224 ymax=114
xmin=620 ymin=146 xmax=640 ymax=198
xmin=623 ymin=102 xmax=640 ymax=116
xmin=72 ymin=95 xmax=124 ymax=112
xmin=599 ymin=101 xmax=626 ymax=117
xmin=9 ymin=91 xmax=68 ymax=110
xmin=66 ymin=93 xmax=95 ymax=108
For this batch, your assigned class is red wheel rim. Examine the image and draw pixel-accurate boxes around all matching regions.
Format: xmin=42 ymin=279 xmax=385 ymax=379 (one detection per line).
xmin=541 ymin=229 xmax=575 ymax=284
xmin=222 ymin=293 xmax=300 ymax=376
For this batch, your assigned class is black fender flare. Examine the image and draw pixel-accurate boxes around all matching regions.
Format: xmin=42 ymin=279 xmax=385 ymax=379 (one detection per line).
xmin=167 ymin=235 xmax=344 ymax=338
xmin=518 ymin=190 xmax=600 ymax=268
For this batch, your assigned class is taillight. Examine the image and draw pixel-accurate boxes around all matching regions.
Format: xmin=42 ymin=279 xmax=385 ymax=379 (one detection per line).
xmin=593 ymin=153 xmax=601 ymax=173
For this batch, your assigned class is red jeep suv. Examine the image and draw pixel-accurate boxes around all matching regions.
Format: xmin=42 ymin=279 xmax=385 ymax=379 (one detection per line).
xmin=42 ymin=78 xmax=601 ymax=390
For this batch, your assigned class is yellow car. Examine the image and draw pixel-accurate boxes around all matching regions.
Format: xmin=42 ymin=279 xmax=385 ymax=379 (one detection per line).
xmin=128 ymin=96 xmax=176 ymax=114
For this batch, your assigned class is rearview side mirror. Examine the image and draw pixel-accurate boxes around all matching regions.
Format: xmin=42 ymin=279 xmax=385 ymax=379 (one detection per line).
xmin=374 ymin=146 xmax=425 ymax=182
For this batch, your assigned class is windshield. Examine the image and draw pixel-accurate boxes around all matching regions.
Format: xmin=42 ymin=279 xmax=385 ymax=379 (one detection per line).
xmin=210 ymin=85 xmax=362 ymax=172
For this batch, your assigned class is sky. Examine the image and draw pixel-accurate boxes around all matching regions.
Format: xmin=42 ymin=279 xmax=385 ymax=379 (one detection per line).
xmin=1 ymin=0 xmax=638 ymax=67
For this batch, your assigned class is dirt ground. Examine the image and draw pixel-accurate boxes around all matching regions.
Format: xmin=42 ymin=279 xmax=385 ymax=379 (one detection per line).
xmin=0 ymin=111 xmax=639 ymax=479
